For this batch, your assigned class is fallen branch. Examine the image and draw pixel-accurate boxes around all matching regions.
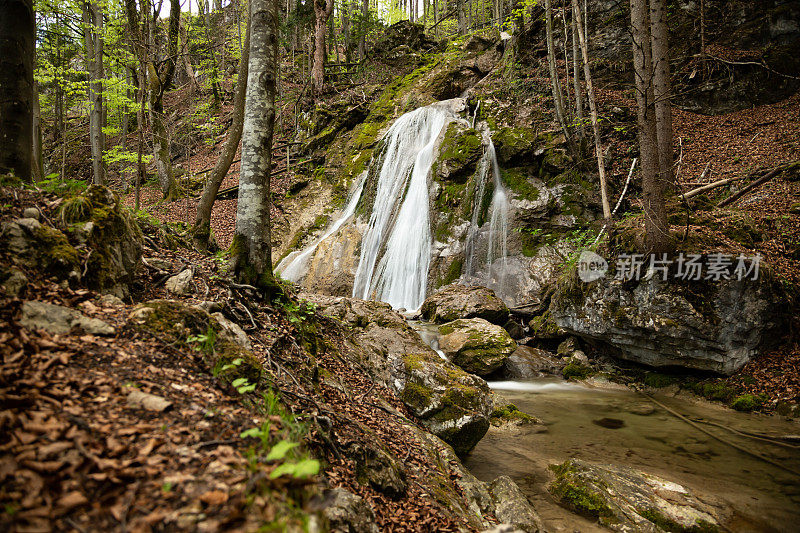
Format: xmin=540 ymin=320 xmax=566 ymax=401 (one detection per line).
xmin=718 ymin=162 xmax=798 ymax=207
xmin=683 ymin=176 xmax=742 ymax=199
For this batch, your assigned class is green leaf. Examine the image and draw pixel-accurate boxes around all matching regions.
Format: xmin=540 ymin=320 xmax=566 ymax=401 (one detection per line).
xmin=240 ymin=427 xmax=261 ymax=439
xmin=237 ymin=383 xmax=256 ymax=394
xmin=292 ymin=459 xmax=320 ymax=478
xmin=231 ymin=377 xmax=248 ymax=388
xmin=266 ymin=440 xmax=299 ymax=461
xmin=268 ymin=462 xmax=296 ymax=479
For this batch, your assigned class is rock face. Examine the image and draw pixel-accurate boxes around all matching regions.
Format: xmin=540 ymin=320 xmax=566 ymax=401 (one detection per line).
xmin=550 ymin=276 xmax=779 ymax=374
xmin=502 ymin=346 xmax=564 ymax=379
xmin=20 ymin=300 xmax=115 ymax=336
xmin=549 ymin=459 xmax=721 ymax=532
xmin=438 ymin=318 xmax=516 ymax=376
xmin=0 ymin=217 xmax=80 ymax=279
xmin=489 ymin=476 xmax=544 ymax=532
xmin=320 ymin=488 xmax=379 ymax=533
xmin=304 ymin=294 xmax=493 ymax=455
xmin=421 ymin=284 xmax=510 ymax=324
xmin=433 ymin=123 xmax=484 ymax=184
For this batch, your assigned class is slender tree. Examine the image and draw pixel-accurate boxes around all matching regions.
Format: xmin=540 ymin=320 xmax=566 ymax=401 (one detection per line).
xmin=0 ymin=0 xmax=35 ymax=180
xmin=545 ymin=0 xmax=571 ymax=145
xmin=573 ymin=0 xmax=610 ymax=218
xmin=193 ymin=18 xmax=251 ymax=251
xmin=630 ymin=0 xmax=668 ymax=251
xmin=83 ymin=0 xmax=106 ymax=185
xmin=232 ymin=0 xmax=280 ymax=290
xmin=649 ymin=0 xmax=672 ymax=192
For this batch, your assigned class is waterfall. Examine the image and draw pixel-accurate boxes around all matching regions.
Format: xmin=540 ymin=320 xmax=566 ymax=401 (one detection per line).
xmin=463 ymin=133 xmax=511 ymax=297
xmin=352 ymin=103 xmax=456 ymax=311
xmin=276 ymin=173 xmax=366 ymax=283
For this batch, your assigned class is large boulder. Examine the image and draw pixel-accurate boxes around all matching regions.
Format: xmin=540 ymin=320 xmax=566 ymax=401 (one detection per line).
xmin=438 ymin=318 xmax=516 ymax=376
xmin=303 ymin=295 xmax=493 ymax=455
xmin=549 ymin=459 xmax=722 ymax=532
xmin=502 ymin=346 xmax=564 ymax=379
xmin=0 ymin=217 xmax=80 ymax=279
xmin=421 ymin=284 xmax=510 ymax=324
xmin=61 ymin=185 xmax=143 ymax=298
xmin=549 ymin=275 xmax=780 ymax=374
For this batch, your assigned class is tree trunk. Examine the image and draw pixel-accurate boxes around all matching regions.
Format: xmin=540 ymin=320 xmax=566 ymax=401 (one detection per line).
xmin=201 ymin=0 xmax=222 ymax=108
xmin=571 ymin=3 xmax=584 ymax=140
xmin=573 ymin=0 xmax=610 ymax=218
xmin=649 ymin=0 xmax=672 ymax=193
xmin=545 ymin=0 xmax=570 ymax=144
xmin=457 ymin=0 xmax=467 ymax=34
xmin=193 ymin=18 xmax=251 ymax=252
xmin=149 ymin=0 xmax=181 ymax=201
xmin=233 ymin=0 xmax=279 ymax=291
xmin=83 ymin=1 xmax=106 ymax=185
xmin=359 ymin=0 xmax=368 ymax=59
xmin=312 ymin=0 xmax=333 ymax=95
xmin=180 ymin=18 xmax=199 ymax=92
xmin=31 ymin=79 xmax=43 ymax=181
xmin=630 ymin=0 xmax=668 ymax=251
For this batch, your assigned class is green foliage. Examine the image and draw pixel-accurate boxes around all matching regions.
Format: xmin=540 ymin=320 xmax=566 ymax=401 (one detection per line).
xmin=34 ymin=174 xmax=87 ymax=196
xmin=731 ymin=394 xmax=766 ymax=412
xmin=562 ymin=362 xmax=592 ymax=380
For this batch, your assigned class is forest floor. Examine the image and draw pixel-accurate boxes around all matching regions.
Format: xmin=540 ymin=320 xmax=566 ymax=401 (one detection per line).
xmin=0 ymin=185 xmax=478 ymax=532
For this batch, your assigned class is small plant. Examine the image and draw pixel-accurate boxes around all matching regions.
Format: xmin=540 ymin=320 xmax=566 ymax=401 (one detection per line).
xmin=731 ymin=394 xmax=766 ymax=412
xmin=58 ymin=195 xmax=93 ymax=224
xmin=563 ymin=362 xmax=592 ymax=380
xmin=187 ymin=327 xmax=217 ymax=356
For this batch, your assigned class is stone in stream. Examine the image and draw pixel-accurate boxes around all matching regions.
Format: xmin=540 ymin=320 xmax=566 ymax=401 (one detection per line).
xmin=501 ymin=346 xmax=564 ymax=379
xmin=420 ymin=284 xmax=510 ymax=325
xmin=549 ymin=459 xmax=721 ymax=532
xmin=438 ymin=318 xmax=516 ymax=376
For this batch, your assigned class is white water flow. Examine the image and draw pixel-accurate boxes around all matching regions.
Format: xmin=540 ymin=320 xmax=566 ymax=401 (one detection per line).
xmin=463 ymin=134 xmax=511 ymax=296
xmin=276 ymin=173 xmax=366 ymax=282
xmin=352 ymin=104 xmax=455 ymax=311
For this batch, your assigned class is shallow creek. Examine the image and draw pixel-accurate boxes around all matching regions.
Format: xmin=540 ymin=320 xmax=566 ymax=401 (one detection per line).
xmin=467 ymin=378 xmax=800 ymax=532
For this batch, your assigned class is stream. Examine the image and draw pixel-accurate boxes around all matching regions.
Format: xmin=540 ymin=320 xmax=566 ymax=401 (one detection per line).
xmin=465 ymin=377 xmax=800 ymax=532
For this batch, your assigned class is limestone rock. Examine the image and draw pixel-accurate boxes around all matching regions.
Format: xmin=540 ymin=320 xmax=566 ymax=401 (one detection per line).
xmin=438 ymin=318 xmax=516 ymax=376
xmin=144 ymin=257 xmax=173 ymax=273
xmin=319 ymin=488 xmax=379 ymax=533
xmin=210 ymin=312 xmax=251 ymax=350
xmin=96 ymin=294 xmax=125 ymax=307
xmin=489 ymin=476 xmax=544 ymax=533
xmin=550 ymin=276 xmax=780 ymax=374
xmin=166 ymin=269 xmax=194 ymax=296
xmin=349 ymin=442 xmax=407 ymax=499
xmin=421 ymin=284 xmax=509 ymax=324
xmin=502 ymin=346 xmax=563 ymax=378
xmin=433 ymin=122 xmax=483 ymax=184
xmin=0 ymin=217 xmax=80 ymax=278
xmin=549 ymin=459 xmax=721 ymax=532
xmin=22 ymin=207 xmax=39 ymax=220
xmin=127 ymin=389 xmax=172 ymax=412
xmin=20 ymin=300 xmax=115 ymax=336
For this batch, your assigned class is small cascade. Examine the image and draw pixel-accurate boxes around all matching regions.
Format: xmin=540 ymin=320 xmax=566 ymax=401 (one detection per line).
xmin=463 ymin=131 xmax=511 ymax=298
xmin=276 ymin=173 xmax=366 ymax=283
xmin=352 ymin=103 xmax=457 ymax=311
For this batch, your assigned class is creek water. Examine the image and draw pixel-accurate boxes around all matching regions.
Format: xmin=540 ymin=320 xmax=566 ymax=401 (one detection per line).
xmin=465 ymin=378 xmax=800 ymax=532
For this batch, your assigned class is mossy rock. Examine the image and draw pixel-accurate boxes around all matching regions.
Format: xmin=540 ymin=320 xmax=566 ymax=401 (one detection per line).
xmin=129 ymin=299 xmax=261 ymax=384
xmin=433 ymin=122 xmax=483 ymax=184
xmin=490 ymin=403 xmax=535 ymax=427
xmin=0 ymin=217 xmax=80 ymax=278
xmin=492 ymin=126 xmax=537 ymax=166
xmin=438 ymin=318 xmax=516 ymax=376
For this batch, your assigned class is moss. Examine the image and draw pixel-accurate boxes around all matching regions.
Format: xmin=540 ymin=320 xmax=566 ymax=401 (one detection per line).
xmin=434 ymin=123 xmax=483 ymax=183
xmin=490 ymin=403 xmax=534 ymax=426
xmin=33 ymin=225 xmax=80 ymax=275
xmin=501 ymin=168 xmax=540 ymax=200
xmin=492 ymin=126 xmax=536 ymax=165
xmin=549 ymin=461 xmax=614 ymax=520
xmin=528 ymin=311 xmax=560 ymax=338
xmin=438 ymin=258 xmax=464 ymax=288
xmin=562 ymin=362 xmax=592 ymax=380
xmin=643 ymin=372 xmax=678 ymax=388
xmin=402 ymin=381 xmax=434 ymax=411
xmin=731 ymin=393 xmax=766 ymax=412
xmin=637 ymin=507 xmax=719 ymax=533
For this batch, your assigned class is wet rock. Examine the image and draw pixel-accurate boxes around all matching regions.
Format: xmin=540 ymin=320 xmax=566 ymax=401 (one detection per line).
xmin=349 ymin=442 xmax=407 ymax=499
xmin=20 ymin=300 xmax=115 ymax=336
xmin=550 ymin=275 xmax=781 ymax=374
xmin=1 ymin=266 xmax=28 ymax=297
xmin=319 ymin=488 xmax=379 ymax=533
xmin=481 ymin=526 xmax=525 ymax=533
xmin=304 ymin=294 xmax=494 ymax=455
xmin=556 ymin=336 xmax=581 ymax=358
xmin=439 ymin=318 xmax=516 ymax=376
xmin=502 ymin=318 xmax=524 ymax=340
xmin=166 ymin=269 xmax=194 ymax=296
xmin=549 ymin=459 xmax=721 ymax=532
xmin=433 ymin=122 xmax=484 ymax=184
xmin=489 ymin=476 xmax=544 ymax=533
xmin=421 ymin=284 xmax=510 ymax=324
xmin=502 ymin=346 xmax=563 ymax=378
xmin=570 ymin=350 xmax=589 ymax=364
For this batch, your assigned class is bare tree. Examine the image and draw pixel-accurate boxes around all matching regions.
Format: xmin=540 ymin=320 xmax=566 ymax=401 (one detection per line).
xmin=0 ymin=0 xmax=34 ymax=181
xmin=312 ymin=0 xmax=334 ymax=95
xmin=630 ymin=0 xmax=668 ymax=251
xmin=573 ymin=0 xmax=610 ymax=218
xmin=232 ymin=0 xmax=280 ymax=290
xmin=545 ymin=0 xmax=570 ymax=143
xmin=193 ymin=18 xmax=251 ymax=252
xmin=650 ymin=0 xmax=673 ymax=191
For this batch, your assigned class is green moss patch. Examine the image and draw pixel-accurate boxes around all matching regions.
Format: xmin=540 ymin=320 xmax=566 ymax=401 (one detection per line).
xmin=549 ymin=461 xmax=614 ymax=520
xmin=490 ymin=403 xmax=534 ymax=426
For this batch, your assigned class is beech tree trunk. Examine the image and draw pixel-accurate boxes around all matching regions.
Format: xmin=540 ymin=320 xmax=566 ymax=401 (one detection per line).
xmin=571 ymin=2 xmax=584 ymax=140
xmin=83 ymin=0 xmax=106 ymax=185
xmin=193 ymin=18 xmax=251 ymax=252
xmin=359 ymin=0 xmax=368 ymax=59
xmin=312 ymin=0 xmax=333 ymax=95
xmin=545 ymin=0 xmax=570 ymax=143
xmin=149 ymin=0 xmax=181 ymax=201
xmin=0 ymin=0 xmax=34 ymax=180
xmin=630 ymin=0 xmax=668 ymax=251
xmin=458 ymin=0 xmax=467 ymax=34
xmin=573 ymin=0 xmax=610 ymax=218
xmin=233 ymin=0 xmax=279 ymax=290
xmin=649 ymin=0 xmax=673 ymax=192
xmin=32 ymin=79 xmax=43 ymax=181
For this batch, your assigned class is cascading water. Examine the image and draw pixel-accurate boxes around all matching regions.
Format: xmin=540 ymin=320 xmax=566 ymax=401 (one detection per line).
xmin=276 ymin=173 xmax=366 ymax=282
xmin=351 ymin=103 xmax=457 ymax=311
